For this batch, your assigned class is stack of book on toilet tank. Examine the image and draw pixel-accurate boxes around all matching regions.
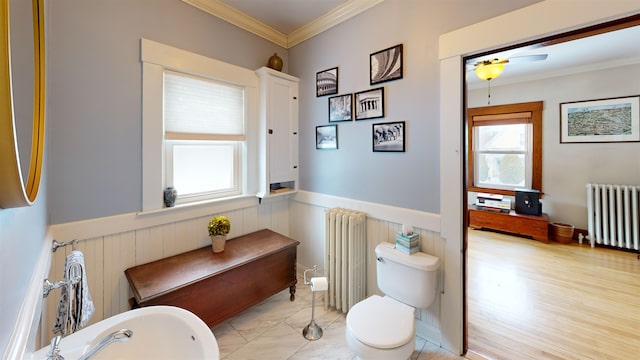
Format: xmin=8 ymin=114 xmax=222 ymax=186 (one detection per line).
xmin=395 ymin=232 xmax=420 ymax=255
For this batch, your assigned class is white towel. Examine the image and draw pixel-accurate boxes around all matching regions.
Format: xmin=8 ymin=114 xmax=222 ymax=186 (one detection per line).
xmin=53 ymin=250 xmax=95 ymax=335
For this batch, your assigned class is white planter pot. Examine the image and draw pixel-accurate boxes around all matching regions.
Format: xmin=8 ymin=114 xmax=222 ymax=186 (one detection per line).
xmin=211 ymin=235 xmax=227 ymax=253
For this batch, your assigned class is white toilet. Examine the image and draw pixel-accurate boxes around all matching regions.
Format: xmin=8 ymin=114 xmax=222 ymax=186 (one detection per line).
xmin=345 ymin=242 xmax=440 ymax=360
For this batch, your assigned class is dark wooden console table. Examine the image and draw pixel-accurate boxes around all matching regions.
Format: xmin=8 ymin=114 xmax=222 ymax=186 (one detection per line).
xmin=468 ymin=207 xmax=549 ymax=243
xmin=124 ymin=229 xmax=299 ymax=327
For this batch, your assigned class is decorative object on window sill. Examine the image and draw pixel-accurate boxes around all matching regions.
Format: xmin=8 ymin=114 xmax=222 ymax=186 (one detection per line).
xmin=208 ymin=215 xmax=231 ymax=253
xmin=267 ymin=53 xmax=283 ymax=71
xmin=163 ymin=187 xmax=177 ymax=207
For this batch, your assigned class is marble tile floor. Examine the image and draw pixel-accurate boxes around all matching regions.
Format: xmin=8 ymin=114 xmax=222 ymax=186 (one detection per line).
xmin=211 ymin=275 xmax=464 ymax=360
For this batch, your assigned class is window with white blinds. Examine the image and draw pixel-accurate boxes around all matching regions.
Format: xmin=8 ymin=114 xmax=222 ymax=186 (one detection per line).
xmin=163 ymin=71 xmax=245 ymax=203
xmin=163 ymin=71 xmax=245 ymax=141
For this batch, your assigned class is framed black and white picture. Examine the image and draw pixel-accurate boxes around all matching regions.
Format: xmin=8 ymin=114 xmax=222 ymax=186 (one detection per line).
xmin=370 ymin=44 xmax=403 ymax=85
xmin=316 ymin=125 xmax=338 ymax=149
xmin=329 ymin=94 xmax=352 ymax=122
xmin=373 ymin=121 xmax=405 ymax=152
xmin=316 ymin=67 xmax=338 ymax=97
xmin=355 ymin=87 xmax=384 ymax=120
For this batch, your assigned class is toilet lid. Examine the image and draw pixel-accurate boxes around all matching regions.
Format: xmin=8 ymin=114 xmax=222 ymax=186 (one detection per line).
xmin=347 ymin=295 xmax=415 ymax=349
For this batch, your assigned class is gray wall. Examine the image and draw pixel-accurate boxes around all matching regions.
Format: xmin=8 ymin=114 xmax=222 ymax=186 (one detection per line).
xmin=288 ymin=0 xmax=541 ymax=214
xmin=47 ymin=0 xmax=287 ymax=224
xmin=469 ymin=63 xmax=640 ymax=229
xmin=0 ymin=177 xmax=47 ymax=353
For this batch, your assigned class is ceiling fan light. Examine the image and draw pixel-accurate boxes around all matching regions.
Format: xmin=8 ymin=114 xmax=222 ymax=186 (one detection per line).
xmin=475 ymin=63 xmax=505 ymax=81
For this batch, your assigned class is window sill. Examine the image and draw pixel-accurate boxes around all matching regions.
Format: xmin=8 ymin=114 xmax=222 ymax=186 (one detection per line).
xmin=468 ymin=186 xmax=544 ymax=198
xmin=137 ymin=194 xmax=258 ymax=217
xmin=468 ymin=186 xmax=515 ymax=197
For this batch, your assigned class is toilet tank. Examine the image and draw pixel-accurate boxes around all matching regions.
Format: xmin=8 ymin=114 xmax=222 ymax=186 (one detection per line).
xmin=375 ymin=242 xmax=440 ymax=308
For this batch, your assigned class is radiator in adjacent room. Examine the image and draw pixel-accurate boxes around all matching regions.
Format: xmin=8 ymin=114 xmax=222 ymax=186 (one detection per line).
xmin=586 ymin=183 xmax=639 ymax=250
xmin=324 ymin=207 xmax=367 ymax=313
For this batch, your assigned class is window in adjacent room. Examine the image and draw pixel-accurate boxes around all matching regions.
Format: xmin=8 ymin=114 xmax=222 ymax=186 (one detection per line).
xmin=467 ymin=101 xmax=543 ymax=196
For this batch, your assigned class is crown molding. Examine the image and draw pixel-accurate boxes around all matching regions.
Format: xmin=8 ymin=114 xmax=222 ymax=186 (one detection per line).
xmin=182 ymin=0 xmax=384 ymax=49
xmin=182 ymin=0 xmax=288 ymax=47
xmin=287 ymin=0 xmax=384 ymax=48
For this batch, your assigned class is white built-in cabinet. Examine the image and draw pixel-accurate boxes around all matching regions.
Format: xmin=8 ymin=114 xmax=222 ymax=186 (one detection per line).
xmin=256 ymin=67 xmax=299 ymax=199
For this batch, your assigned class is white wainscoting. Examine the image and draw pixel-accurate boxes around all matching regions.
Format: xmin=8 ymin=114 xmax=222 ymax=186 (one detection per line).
xmin=41 ymin=191 xmax=444 ymax=347
xmin=42 ymin=195 xmax=290 ymax=344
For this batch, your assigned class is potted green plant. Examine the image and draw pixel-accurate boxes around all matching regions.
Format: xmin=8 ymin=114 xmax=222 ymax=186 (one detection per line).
xmin=208 ymin=215 xmax=231 ymax=253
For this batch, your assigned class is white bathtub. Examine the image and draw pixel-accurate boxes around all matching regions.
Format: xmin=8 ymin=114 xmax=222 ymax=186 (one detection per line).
xmin=28 ymin=306 xmax=219 ymax=359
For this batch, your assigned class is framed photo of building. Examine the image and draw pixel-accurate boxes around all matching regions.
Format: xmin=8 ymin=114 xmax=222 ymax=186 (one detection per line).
xmin=560 ymin=95 xmax=640 ymax=143
xmin=373 ymin=121 xmax=405 ymax=152
xmin=329 ymin=94 xmax=352 ymax=122
xmin=355 ymin=87 xmax=384 ymax=120
xmin=370 ymin=44 xmax=403 ymax=85
xmin=316 ymin=125 xmax=338 ymax=149
xmin=316 ymin=67 xmax=338 ymax=97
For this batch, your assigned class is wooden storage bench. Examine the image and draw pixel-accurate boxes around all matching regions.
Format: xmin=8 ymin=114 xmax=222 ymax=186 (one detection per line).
xmin=468 ymin=207 xmax=549 ymax=243
xmin=124 ymin=229 xmax=299 ymax=327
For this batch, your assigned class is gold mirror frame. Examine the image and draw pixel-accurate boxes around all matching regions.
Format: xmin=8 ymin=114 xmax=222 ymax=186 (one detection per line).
xmin=0 ymin=0 xmax=45 ymax=208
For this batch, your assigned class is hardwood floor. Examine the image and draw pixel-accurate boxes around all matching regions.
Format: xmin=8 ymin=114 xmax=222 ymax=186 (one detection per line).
xmin=467 ymin=229 xmax=640 ymax=360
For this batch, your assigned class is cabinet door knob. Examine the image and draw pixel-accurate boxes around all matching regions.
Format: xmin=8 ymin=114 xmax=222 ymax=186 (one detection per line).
xmin=268 ymin=129 xmax=273 ymax=134
xmin=293 ymin=165 xmax=298 ymax=169
xmin=293 ymin=132 xmax=297 ymax=135
xmin=293 ymin=96 xmax=297 ymax=100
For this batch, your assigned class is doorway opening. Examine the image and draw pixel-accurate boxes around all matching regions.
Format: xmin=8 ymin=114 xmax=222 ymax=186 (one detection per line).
xmin=463 ymin=14 xmax=640 ymax=358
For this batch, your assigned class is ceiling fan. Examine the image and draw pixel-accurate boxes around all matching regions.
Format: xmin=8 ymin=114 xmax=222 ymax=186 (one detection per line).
xmin=468 ymin=53 xmax=548 ymax=105
xmin=470 ymin=54 xmax=548 ymax=81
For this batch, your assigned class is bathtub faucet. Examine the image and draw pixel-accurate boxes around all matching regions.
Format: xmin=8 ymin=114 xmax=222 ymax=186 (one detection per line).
xmin=78 ymin=329 xmax=133 ymax=360
xmin=46 ymin=336 xmax=64 ymax=360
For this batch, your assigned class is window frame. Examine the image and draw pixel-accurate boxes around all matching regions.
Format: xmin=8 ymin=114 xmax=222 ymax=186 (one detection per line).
xmin=140 ymin=38 xmax=259 ymax=212
xmin=467 ymin=101 xmax=543 ymax=196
